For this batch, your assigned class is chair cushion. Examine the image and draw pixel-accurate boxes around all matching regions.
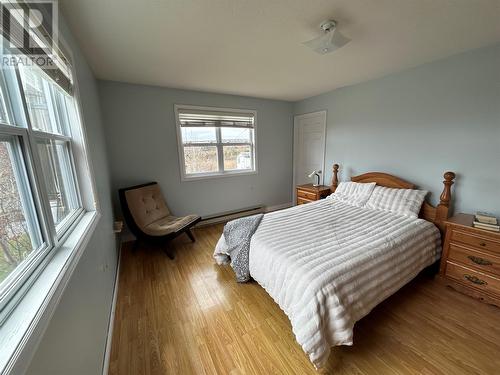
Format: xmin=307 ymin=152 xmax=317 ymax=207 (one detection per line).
xmin=124 ymin=184 xmax=170 ymax=229
xmin=143 ymin=214 xmax=200 ymax=236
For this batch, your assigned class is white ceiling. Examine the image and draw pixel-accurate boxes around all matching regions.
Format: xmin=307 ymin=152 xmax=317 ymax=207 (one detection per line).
xmin=60 ymin=0 xmax=500 ymax=101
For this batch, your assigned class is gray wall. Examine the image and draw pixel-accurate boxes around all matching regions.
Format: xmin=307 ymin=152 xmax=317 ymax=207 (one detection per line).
xmin=294 ymin=44 xmax=500 ymax=217
xmin=98 ymin=81 xmax=294 ymax=218
xmin=25 ymin=14 xmax=117 ymax=375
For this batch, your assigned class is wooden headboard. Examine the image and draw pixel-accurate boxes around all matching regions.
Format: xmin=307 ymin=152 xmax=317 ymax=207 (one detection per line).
xmin=330 ymin=164 xmax=456 ymax=233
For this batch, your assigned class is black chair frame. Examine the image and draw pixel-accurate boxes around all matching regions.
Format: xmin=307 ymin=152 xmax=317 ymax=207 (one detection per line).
xmin=119 ymin=182 xmax=201 ymax=259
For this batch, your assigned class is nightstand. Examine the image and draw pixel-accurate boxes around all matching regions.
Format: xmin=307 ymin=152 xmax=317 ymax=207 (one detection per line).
xmin=440 ymin=213 xmax=500 ymax=307
xmin=296 ymin=184 xmax=331 ymax=205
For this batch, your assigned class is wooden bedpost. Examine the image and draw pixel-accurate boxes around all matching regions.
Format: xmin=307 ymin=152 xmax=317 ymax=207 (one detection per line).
xmin=435 ymin=171 xmax=456 ymax=232
xmin=331 ymin=164 xmax=339 ymax=193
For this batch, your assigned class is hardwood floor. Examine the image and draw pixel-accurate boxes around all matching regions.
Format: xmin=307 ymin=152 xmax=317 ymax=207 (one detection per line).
xmin=109 ymin=224 xmax=500 ymax=375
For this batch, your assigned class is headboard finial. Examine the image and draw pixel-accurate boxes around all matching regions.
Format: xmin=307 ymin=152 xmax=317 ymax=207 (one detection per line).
xmin=434 ymin=171 xmax=456 ymax=233
xmin=331 ymin=164 xmax=339 ymax=192
xmin=440 ymin=171 xmax=456 ymax=207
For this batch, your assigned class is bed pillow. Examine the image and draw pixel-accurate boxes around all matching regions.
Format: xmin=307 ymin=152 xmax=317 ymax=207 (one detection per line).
xmin=365 ymin=186 xmax=428 ymax=218
xmin=330 ymin=181 xmax=376 ymax=207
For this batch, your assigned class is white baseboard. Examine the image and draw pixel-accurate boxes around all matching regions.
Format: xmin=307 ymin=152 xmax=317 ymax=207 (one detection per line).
xmin=102 ymin=246 xmax=121 ymax=375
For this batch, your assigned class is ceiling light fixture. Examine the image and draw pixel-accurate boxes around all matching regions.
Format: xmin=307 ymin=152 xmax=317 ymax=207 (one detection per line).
xmin=303 ymin=20 xmax=350 ymax=55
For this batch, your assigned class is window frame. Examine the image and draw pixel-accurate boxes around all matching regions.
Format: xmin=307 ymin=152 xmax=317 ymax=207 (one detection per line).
xmin=16 ymin=66 xmax=85 ymax=240
xmin=174 ymin=104 xmax=258 ymax=181
xmin=0 ymin=131 xmax=49 ymax=314
xmin=0 ymin=36 xmax=95 ymax=324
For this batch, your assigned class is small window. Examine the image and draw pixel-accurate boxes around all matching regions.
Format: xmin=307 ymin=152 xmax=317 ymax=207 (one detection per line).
xmin=175 ymin=106 xmax=257 ymax=180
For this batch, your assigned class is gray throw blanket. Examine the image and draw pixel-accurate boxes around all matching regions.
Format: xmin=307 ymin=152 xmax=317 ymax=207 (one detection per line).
xmin=223 ymin=213 xmax=263 ymax=282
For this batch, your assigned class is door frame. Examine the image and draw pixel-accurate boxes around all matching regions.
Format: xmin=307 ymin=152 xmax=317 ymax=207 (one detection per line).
xmin=292 ymin=110 xmax=327 ymax=204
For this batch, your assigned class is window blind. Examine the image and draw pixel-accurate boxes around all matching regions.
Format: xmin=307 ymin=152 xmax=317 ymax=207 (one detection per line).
xmin=0 ymin=0 xmax=73 ymax=94
xmin=178 ymin=109 xmax=255 ymax=128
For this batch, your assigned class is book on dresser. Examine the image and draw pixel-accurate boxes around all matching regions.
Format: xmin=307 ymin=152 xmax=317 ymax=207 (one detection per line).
xmin=473 ymin=211 xmax=499 ymax=232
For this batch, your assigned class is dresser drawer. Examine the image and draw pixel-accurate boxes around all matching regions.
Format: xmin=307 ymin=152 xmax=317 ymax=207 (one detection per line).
xmin=448 ymin=243 xmax=500 ymax=277
xmin=297 ymin=197 xmax=314 ymax=205
xmin=451 ymin=229 xmax=500 ymax=254
xmin=297 ymin=189 xmax=317 ymax=200
xmin=445 ymin=262 xmax=500 ymax=296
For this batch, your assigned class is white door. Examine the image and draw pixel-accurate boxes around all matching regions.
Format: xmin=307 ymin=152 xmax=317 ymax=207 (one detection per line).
xmin=293 ymin=111 xmax=327 ymax=202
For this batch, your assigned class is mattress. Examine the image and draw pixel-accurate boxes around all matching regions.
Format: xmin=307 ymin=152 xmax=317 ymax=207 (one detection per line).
xmin=215 ymin=197 xmax=441 ymax=368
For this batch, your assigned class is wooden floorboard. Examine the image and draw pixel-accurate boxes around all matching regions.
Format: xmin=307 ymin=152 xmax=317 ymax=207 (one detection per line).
xmin=109 ymin=224 xmax=500 ymax=374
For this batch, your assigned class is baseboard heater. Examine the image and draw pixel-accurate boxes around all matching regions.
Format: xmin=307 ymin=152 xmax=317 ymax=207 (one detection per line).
xmin=196 ymin=205 xmax=264 ymax=227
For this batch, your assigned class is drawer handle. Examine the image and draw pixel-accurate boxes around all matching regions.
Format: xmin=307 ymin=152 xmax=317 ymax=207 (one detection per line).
xmin=479 ymin=242 xmax=487 ymax=247
xmin=467 ymin=255 xmax=493 ymax=266
xmin=464 ymin=274 xmax=487 ymax=286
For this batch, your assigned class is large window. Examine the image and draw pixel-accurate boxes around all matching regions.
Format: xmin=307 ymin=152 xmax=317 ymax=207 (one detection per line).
xmin=0 ymin=40 xmax=86 ymax=317
xmin=175 ymin=105 xmax=257 ymax=180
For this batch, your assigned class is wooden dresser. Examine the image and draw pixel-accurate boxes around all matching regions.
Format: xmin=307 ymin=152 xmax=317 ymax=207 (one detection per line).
xmin=440 ymin=213 xmax=500 ymax=307
xmin=296 ymin=184 xmax=331 ymax=205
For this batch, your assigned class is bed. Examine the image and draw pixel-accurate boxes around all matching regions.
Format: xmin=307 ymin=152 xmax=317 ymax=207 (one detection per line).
xmin=214 ymin=164 xmax=456 ymax=368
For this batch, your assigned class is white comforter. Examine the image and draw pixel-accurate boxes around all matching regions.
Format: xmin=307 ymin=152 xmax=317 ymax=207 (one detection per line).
xmin=214 ymin=197 xmax=441 ymax=368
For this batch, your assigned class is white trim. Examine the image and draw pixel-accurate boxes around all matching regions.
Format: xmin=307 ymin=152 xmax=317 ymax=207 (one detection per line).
xmin=178 ymin=169 xmax=258 ymax=182
xmin=101 ymin=243 xmax=121 ymax=375
xmin=0 ymin=123 xmax=26 ymax=135
xmin=58 ymin=33 xmax=100 ymax=213
xmin=31 ymin=130 xmax=71 ymax=142
xmin=292 ymin=111 xmax=327 ymax=205
xmin=174 ymin=104 xmax=258 ymax=182
xmin=1 ymin=211 xmax=100 ymax=375
xmin=0 ymin=208 xmax=85 ymax=325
